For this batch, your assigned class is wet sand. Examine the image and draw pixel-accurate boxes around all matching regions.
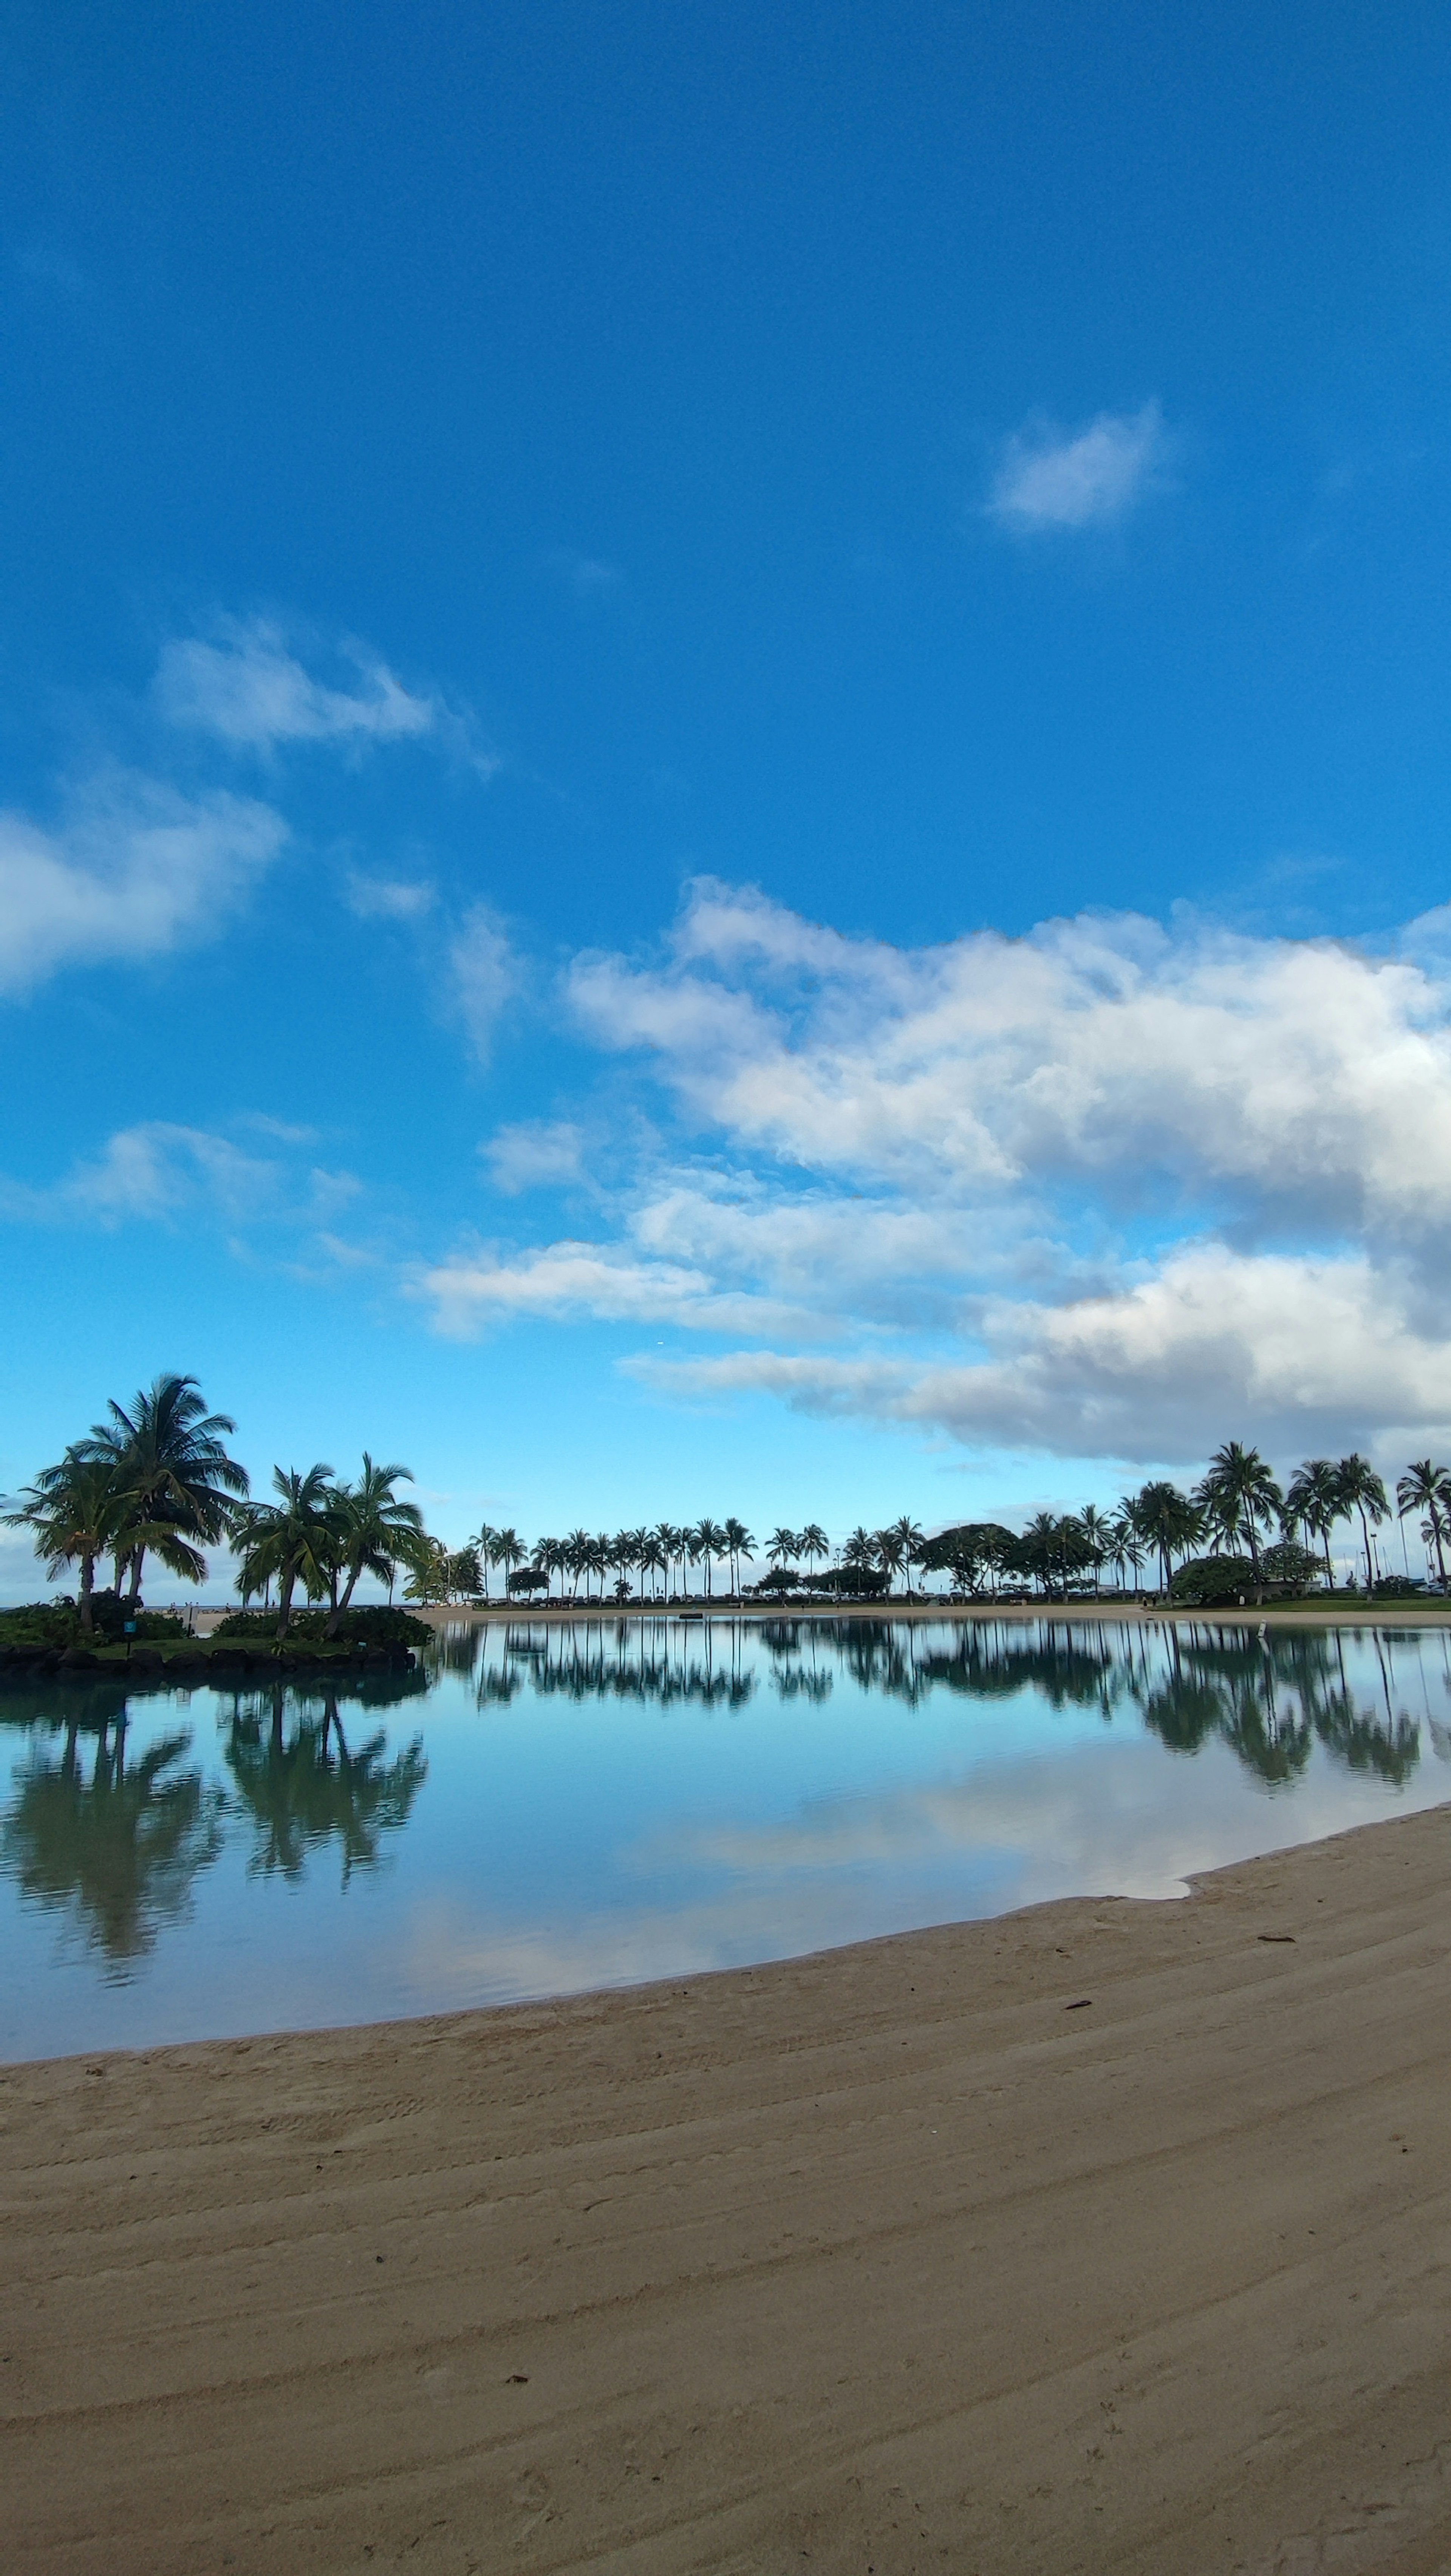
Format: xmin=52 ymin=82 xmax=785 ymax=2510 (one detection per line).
xmin=5 ymin=1804 xmax=1451 ymax=2574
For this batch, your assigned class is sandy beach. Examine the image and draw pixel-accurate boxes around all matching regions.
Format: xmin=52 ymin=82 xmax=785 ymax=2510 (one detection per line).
xmin=5 ymin=1804 xmax=1451 ymax=2576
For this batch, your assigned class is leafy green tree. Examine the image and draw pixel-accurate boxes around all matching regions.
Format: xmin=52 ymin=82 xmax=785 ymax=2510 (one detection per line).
xmin=1396 ymin=1461 xmax=1451 ymax=1587
xmin=325 ymin=1457 xmax=424 ymax=1635
xmin=693 ymin=1517 xmax=727 ymax=1598
xmin=79 ymin=1373 xmax=249 ymax=1604
xmin=1336 ymin=1454 xmax=1390 ymax=1588
xmin=766 ymin=1525 xmax=800 ymax=1572
xmin=235 ymin=1464 xmax=338 ymax=1638
xmin=798 ymin=1525 xmax=829 ymax=1586
xmin=1130 ymin=1482 xmax=1204 ymax=1593
xmin=4 ymin=1450 xmax=124 ymax=1632
xmin=1283 ymin=1459 xmax=1343 ymax=1586
xmin=1194 ymin=1443 xmax=1282 ymax=1583
xmin=722 ymin=1517 xmax=755 ymax=1595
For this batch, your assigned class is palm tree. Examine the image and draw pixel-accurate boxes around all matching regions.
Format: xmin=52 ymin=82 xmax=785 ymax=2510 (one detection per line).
xmin=1131 ymin=1482 xmax=1204 ymax=1594
xmin=491 ymin=1526 xmax=525 ymax=1591
xmin=798 ymin=1525 xmax=828 ymax=1589
xmin=235 ymin=1464 xmax=337 ymax=1639
xmin=722 ymin=1517 xmax=755 ymax=1596
xmin=766 ymin=1526 xmax=799 ymax=1574
xmin=473 ymin=1524 xmax=499 ymax=1600
xmin=1195 ymin=1442 xmax=1282 ymax=1584
xmin=1078 ymin=1504 xmax=1112 ymax=1597
xmin=1396 ymin=1462 xmax=1450 ymax=1588
xmin=4 ymin=1449 xmax=125 ymax=1632
xmin=1336 ymin=1454 xmax=1390 ymax=1589
xmin=79 ymin=1373 xmax=249 ymax=1604
xmin=1106 ymin=1510 xmax=1142 ymax=1595
xmin=693 ymin=1518 xmax=727 ymax=1599
xmin=324 ymin=1457 xmax=425 ymax=1635
xmin=884 ymin=1516 xmax=924 ymax=1597
xmin=564 ymin=1528 xmax=593 ymax=1602
xmin=1283 ymin=1459 xmax=1343 ymax=1587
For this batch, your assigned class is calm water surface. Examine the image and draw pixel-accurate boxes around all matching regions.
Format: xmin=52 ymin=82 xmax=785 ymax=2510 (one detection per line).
xmin=3 ymin=1615 xmax=1448 ymax=2060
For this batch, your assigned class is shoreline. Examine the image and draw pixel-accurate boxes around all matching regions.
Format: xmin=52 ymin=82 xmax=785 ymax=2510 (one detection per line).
xmin=404 ymin=1594 xmax=1451 ymax=1630
xmin=6 ymin=1802 xmax=1451 ymax=2573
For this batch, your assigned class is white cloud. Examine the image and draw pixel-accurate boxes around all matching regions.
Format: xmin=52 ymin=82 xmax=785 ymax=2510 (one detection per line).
xmin=988 ymin=401 xmax=1169 ymax=531
xmin=0 ymin=1120 xmax=359 ymax=1234
xmin=413 ymin=879 xmax=1451 ymax=1468
xmin=569 ymin=880 xmax=1451 ymax=1242
xmin=449 ymin=907 xmax=519 ymax=1062
xmin=630 ymin=1246 xmax=1451 ymax=1463
xmin=417 ymin=1239 xmax=821 ymax=1342
xmin=0 ymin=772 xmax=285 ymax=997
xmin=154 ymin=615 xmax=496 ymax=772
xmin=483 ymin=1120 xmax=588 ymax=1194
xmin=345 ymin=870 xmax=436 ymax=921
xmin=544 ymin=548 xmax=622 ymax=596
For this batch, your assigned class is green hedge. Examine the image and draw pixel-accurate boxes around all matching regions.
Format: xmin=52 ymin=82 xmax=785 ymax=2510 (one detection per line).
xmin=212 ymin=1605 xmax=429 ymax=1647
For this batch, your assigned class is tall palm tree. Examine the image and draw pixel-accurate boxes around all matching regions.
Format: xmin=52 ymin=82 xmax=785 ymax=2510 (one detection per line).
xmin=1336 ymin=1455 xmax=1389 ymax=1589
xmin=1194 ymin=1442 xmax=1282 ymax=1583
xmin=564 ymin=1528 xmax=593 ymax=1601
xmin=1283 ymin=1459 xmax=1343 ymax=1587
xmin=235 ymin=1464 xmax=337 ymax=1639
xmin=886 ymin=1516 xmax=924 ymax=1596
xmin=766 ymin=1526 xmax=800 ymax=1573
xmin=1396 ymin=1461 xmax=1450 ymax=1587
xmin=798 ymin=1525 xmax=828 ymax=1588
xmin=1078 ymin=1504 xmax=1112 ymax=1598
xmin=79 ymin=1373 xmax=249 ymax=1603
xmin=324 ymin=1457 xmax=425 ymax=1635
xmin=4 ymin=1449 xmax=125 ymax=1632
xmin=722 ymin=1517 xmax=755 ymax=1596
xmin=473 ymin=1525 xmax=499 ymax=1600
xmin=693 ymin=1518 xmax=727 ymax=1599
xmin=491 ymin=1526 xmax=525 ymax=1591
xmin=1131 ymin=1482 xmax=1204 ymax=1594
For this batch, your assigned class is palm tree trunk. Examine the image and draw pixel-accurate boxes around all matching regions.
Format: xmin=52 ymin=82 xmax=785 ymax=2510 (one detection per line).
xmin=77 ymin=1551 xmax=96 ymax=1635
xmin=325 ymin=1563 xmax=362 ymax=1639
xmin=275 ymin=1566 xmax=297 ymax=1641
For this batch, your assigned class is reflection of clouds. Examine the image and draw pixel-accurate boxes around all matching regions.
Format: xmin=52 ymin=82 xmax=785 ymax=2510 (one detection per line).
xmin=651 ymin=1729 xmax=1448 ymax=1906
xmin=401 ymin=1881 xmax=939 ymax=2009
xmin=401 ymin=1727 xmax=1451 ymax=2014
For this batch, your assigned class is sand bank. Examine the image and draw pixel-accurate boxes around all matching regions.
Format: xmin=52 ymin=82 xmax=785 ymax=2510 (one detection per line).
xmin=5 ymin=1806 xmax=1451 ymax=2575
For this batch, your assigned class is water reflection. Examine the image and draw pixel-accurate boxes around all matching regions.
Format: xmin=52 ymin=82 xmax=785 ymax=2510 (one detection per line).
xmin=220 ymin=1684 xmax=427 ymax=1883
xmin=437 ymin=1615 xmax=1432 ymax=1790
xmin=3 ymin=1617 xmax=1449 ymax=2056
xmin=1 ymin=1710 xmax=224 ymax=1974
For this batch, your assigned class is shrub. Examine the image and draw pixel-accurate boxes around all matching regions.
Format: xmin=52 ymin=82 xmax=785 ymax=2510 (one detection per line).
xmin=212 ymin=1605 xmax=430 ymax=1647
xmin=1168 ymin=1554 xmax=1258 ymax=1606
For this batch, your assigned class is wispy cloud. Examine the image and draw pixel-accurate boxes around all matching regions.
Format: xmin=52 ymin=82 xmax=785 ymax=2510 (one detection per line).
xmin=0 ymin=771 xmax=286 ymax=997
xmin=483 ymin=1120 xmax=588 ymax=1194
xmin=344 ymin=870 xmax=437 ymax=921
xmin=0 ymin=1118 xmax=360 ymax=1233
xmin=988 ymin=401 xmax=1169 ymax=532
xmin=543 ymin=547 xmax=622 ymax=597
xmin=449 ymin=906 xmax=520 ymax=1061
xmin=154 ymin=615 xmax=498 ymax=774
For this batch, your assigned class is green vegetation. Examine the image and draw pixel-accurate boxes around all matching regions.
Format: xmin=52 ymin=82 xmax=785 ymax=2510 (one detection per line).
xmin=5 ymin=1381 xmax=1450 ymax=1621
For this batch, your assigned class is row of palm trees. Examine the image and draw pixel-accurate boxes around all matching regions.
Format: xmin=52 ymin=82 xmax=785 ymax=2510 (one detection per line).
xmin=8 ymin=1385 xmax=1450 ymax=1628
xmin=4 ymin=1375 xmax=428 ymax=1639
xmin=928 ymin=1447 xmax=1442 ymax=1600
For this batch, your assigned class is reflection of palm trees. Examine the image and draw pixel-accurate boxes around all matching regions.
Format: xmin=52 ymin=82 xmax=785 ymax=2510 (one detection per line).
xmin=2 ymin=1716 xmax=223 ymax=1969
xmin=222 ymin=1690 xmax=427 ymax=1882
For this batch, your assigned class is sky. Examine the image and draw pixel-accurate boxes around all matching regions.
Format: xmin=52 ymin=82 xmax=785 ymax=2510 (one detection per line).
xmin=3 ymin=0 xmax=1451 ymax=1589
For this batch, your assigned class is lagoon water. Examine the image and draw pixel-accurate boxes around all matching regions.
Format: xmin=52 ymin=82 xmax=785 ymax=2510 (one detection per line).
xmin=3 ymin=1614 xmax=1449 ymax=2062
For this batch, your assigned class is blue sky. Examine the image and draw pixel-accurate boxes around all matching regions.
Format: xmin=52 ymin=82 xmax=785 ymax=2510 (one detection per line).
xmin=4 ymin=0 xmax=1451 ymax=1585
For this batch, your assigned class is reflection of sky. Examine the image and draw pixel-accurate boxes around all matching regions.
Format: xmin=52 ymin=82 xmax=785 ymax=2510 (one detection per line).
xmin=3 ymin=1619 xmax=1450 ymax=2060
